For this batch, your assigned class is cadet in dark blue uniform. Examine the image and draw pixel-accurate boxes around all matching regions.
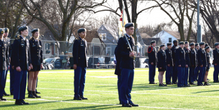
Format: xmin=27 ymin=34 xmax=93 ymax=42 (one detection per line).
xmin=204 ymin=46 xmax=211 ymax=85
xmin=171 ymin=40 xmax=178 ymax=84
xmin=117 ymin=23 xmax=138 ymax=107
xmin=73 ymin=28 xmax=88 ymax=100
xmin=157 ymin=44 xmax=167 ymax=86
xmin=0 ymin=29 xmax=9 ymax=101
xmin=13 ymin=26 xmax=32 ymax=105
xmin=184 ymin=41 xmax=190 ymax=87
xmin=194 ymin=43 xmax=200 ymax=81
xmin=2 ymin=28 xmax=10 ymax=96
xmin=28 ymin=28 xmax=42 ymax=98
xmin=189 ymin=42 xmax=197 ymax=85
xmin=165 ymin=43 xmax=173 ymax=84
xmin=176 ymin=41 xmax=186 ymax=87
xmin=213 ymin=42 xmax=219 ymax=83
xmin=148 ymin=40 xmax=157 ymax=84
xmin=114 ymin=41 xmax=122 ymax=104
xmin=197 ymin=42 xmax=207 ymax=86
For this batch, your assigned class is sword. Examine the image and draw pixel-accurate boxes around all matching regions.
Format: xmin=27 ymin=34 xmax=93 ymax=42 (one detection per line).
xmin=125 ymin=34 xmax=135 ymax=59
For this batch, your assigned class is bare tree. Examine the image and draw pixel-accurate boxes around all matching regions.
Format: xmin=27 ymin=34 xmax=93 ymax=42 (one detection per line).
xmin=21 ymin=0 xmax=106 ymax=52
xmin=153 ymin=0 xmax=196 ymax=41
xmin=0 ymin=0 xmax=25 ymax=38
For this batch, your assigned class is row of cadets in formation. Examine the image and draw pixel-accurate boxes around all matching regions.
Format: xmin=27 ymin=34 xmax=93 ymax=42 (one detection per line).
xmin=148 ymin=40 xmax=213 ymax=87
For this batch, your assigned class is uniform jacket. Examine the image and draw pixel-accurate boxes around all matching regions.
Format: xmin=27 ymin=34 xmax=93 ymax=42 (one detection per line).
xmin=165 ymin=48 xmax=173 ymax=66
xmin=190 ymin=48 xmax=198 ymax=68
xmin=0 ymin=39 xmax=9 ymax=70
xmin=176 ymin=47 xmax=186 ymax=67
xmin=197 ymin=48 xmax=207 ymax=67
xmin=171 ymin=45 xmax=177 ymax=62
xmin=117 ymin=34 xmax=135 ymax=69
xmin=148 ymin=46 xmax=157 ymax=65
xmin=213 ymin=48 xmax=219 ymax=64
xmin=13 ymin=36 xmax=32 ymax=70
xmin=184 ymin=47 xmax=190 ymax=67
xmin=29 ymin=37 xmax=43 ymax=66
xmin=73 ymin=37 xmax=88 ymax=68
xmin=157 ymin=50 xmax=166 ymax=68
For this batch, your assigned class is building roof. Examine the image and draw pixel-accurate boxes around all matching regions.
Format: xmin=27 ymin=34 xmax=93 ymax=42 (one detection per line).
xmin=142 ymin=38 xmax=162 ymax=45
xmin=140 ymin=33 xmax=151 ymax=38
xmin=101 ymin=24 xmax=118 ymax=41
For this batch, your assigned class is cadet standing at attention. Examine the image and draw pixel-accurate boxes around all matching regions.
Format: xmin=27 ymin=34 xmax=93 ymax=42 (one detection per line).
xmin=73 ymin=28 xmax=88 ymax=100
xmin=2 ymin=28 xmax=10 ymax=96
xmin=13 ymin=26 xmax=32 ymax=105
xmin=197 ymin=42 xmax=207 ymax=86
xmin=157 ymin=44 xmax=167 ymax=86
xmin=204 ymin=46 xmax=211 ymax=85
xmin=184 ymin=41 xmax=190 ymax=87
xmin=194 ymin=43 xmax=200 ymax=81
xmin=176 ymin=41 xmax=186 ymax=87
xmin=165 ymin=43 xmax=173 ymax=84
xmin=28 ymin=28 xmax=42 ymax=98
xmin=213 ymin=42 xmax=219 ymax=83
xmin=148 ymin=40 xmax=157 ymax=84
xmin=117 ymin=23 xmax=138 ymax=107
xmin=0 ymin=29 xmax=9 ymax=101
xmin=189 ymin=42 xmax=197 ymax=85
xmin=171 ymin=40 xmax=178 ymax=84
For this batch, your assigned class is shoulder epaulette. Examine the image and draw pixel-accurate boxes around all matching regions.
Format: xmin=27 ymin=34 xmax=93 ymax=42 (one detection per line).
xmin=15 ymin=36 xmax=20 ymax=40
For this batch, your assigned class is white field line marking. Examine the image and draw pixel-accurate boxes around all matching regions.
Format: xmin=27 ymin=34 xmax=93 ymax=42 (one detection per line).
xmin=36 ymin=88 xmax=219 ymax=98
xmin=39 ymin=70 xmax=148 ymax=73
xmin=2 ymin=98 xmax=200 ymax=110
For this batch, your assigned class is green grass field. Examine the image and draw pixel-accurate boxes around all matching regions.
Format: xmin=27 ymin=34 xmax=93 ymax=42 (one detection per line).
xmin=1 ymin=68 xmax=219 ymax=110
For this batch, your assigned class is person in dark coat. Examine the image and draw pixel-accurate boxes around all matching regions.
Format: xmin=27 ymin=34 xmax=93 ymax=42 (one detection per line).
xmin=176 ymin=41 xmax=186 ymax=87
xmin=157 ymin=44 xmax=167 ymax=86
xmin=204 ymin=46 xmax=211 ymax=85
xmin=194 ymin=43 xmax=200 ymax=81
xmin=13 ymin=26 xmax=32 ymax=105
xmin=0 ymin=29 xmax=9 ymax=101
xmin=189 ymin=42 xmax=197 ymax=85
xmin=28 ymin=28 xmax=42 ymax=98
xmin=117 ymin=23 xmax=138 ymax=107
xmin=184 ymin=41 xmax=190 ymax=87
xmin=73 ymin=28 xmax=88 ymax=100
xmin=2 ymin=28 xmax=10 ymax=96
xmin=171 ymin=40 xmax=178 ymax=84
xmin=213 ymin=42 xmax=219 ymax=83
xmin=148 ymin=40 xmax=157 ymax=84
xmin=165 ymin=43 xmax=173 ymax=84
xmin=197 ymin=42 xmax=207 ymax=86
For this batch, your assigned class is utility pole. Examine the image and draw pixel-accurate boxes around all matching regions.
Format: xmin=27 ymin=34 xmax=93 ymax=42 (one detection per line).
xmin=197 ymin=0 xmax=202 ymax=43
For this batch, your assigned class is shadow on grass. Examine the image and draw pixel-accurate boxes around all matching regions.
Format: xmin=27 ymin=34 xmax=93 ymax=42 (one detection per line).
xmin=0 ymin=100 xmax=58 ymax=108
xmin=193 ymin=89 xmax=219 ymax=94
xmin=55 ymin=104 xmax=121 ymax=110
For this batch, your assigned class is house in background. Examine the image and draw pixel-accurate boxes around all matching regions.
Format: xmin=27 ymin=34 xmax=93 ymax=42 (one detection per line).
xmin=97 ymin=25 xmax=118 ymax=56
xmin=152 ymin=30 xmax=180 ymax=45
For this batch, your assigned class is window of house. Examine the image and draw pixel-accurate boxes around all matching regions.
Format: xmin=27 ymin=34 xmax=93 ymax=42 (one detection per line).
xmin=99 ymin=33 xmax=107 ymax=41
xmin=94 ymin=46 xmax=100 ymax=55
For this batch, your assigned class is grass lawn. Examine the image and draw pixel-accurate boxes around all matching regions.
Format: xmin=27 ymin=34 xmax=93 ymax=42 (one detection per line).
xmin=1 ymin=68 xmax=219 ymax=110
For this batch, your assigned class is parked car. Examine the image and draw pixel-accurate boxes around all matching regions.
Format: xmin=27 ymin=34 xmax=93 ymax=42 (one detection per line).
xmin=43 ymin=57 xmax=60 ymax=70
xmin=88 ymin=57 xmax=105 ymax=68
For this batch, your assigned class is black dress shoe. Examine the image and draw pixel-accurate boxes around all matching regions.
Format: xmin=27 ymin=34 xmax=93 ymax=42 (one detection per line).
xmin=36 ymin=91 xmax=41 ymax=94
xmin=21 ymin=99 xmax=29 ymax=105
xmin=184 ymin=84 xmax=190 ymax=87
xmin=81 ymin=97 xmax=88 ymax=100
xmin=122 ymin=103 xmax=132 ymax=107
xmin=166 ymin=82 xmax=172 ymax=85
xmin=213 ymin=81 xmax=219 ymax=83
xmin=197 ymin=84 xmax=203 ymax=86
xmin=28 ymin=91 xmax=36 ymax=98
xmin=73 ymin=97 xmax=82 ymax=100
xmin=33 ymin=91 xmax=41 ymax=98
xmin=15 ymin=99 xmax=23 ymax=105
xmin=0 ymin=97 xmax=7 ymax=101
xmin=3 ymin=93 xmax=10 ymax=96
xmin=129 ymin=102 xmax=138 ymax=107
xmin=159 ymin=84 xmax=167 ymax=86
xmin=149 ymin=82 xmax=157 ymax=84
xmin=204 ymin=82 xmax=210 ymax=86
xmin=189 ymin=83 xmax=195 ymax=85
